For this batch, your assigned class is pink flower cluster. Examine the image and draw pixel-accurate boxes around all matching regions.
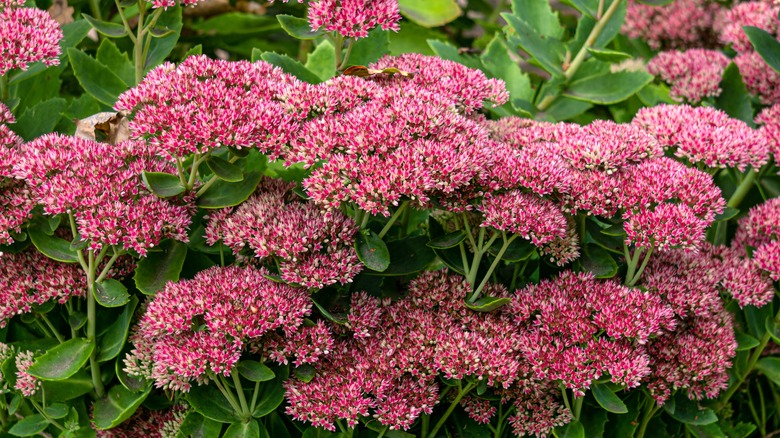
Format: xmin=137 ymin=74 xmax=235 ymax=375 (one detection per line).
xmin=116 ymin=56 xmax=304 ymax=160
xmin=0 ymin=103 xmax=32 ymax=245
xmin=733 ymin=198 xmax=780 ymax=283
xmin=756 ymin=104 xmax=780 ymax=169
xmin=125 ymin=265 xmax=319 ymax=391
xmin=18 ymin=134 xmax=193 ymax=256
xmin=205 ymin=178 xmax=363 ymax=288
xmin=719 ymin=1 xmax=780 ymax=53
xmin=647 ymin=49 xmax=730 ymax=102
xmin=309 ymin=0 xmax=401 ymax=39
xmin=0 ymin=0 xmax=62 ymax=75
xmin=623 ymin=0 xmax=722 ymax=49
xmin=510 ymin=271 xmax=675 ymax=396
xmin=479 ymin=190 xmax=567 ymax=245
xmin=95 ymin=405 xmax=187 ymax=437
xmin=734 ymin=51 xmax=780 ymax=105
xmin=0 ymin=344 xmax=39 ymax=397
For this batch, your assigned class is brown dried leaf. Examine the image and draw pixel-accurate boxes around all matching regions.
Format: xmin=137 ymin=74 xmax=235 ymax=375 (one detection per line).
xmin=48 ymin=0 xmax=74 ymax=25
xmin=74 ymin=111 xmax=130 ymax=144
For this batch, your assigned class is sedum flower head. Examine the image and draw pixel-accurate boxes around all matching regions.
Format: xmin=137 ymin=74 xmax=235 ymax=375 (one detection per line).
xmin=95 ymin=405 xmax=187 ymax=438
xmin=14 ymin=350 xmax=39 ymax=396
xmin=735 ymin=51 xmax=780 ymax=105
xmin=0 ymin=103 xmax=32 ymax=245
xmin=647 ymin=49 xmax=730 ymax=102
xmin=19 ymin=134 xmax=193 ymax=256
xmin=0 ymin=3 xmax=62 ymax=75
xmin=479 ymin=190 xmax=567 ymax=246
xmin=623 ymin=0 xmax=722 ymax=50
xmin=308 ymin=0 xmax=401 ymax=39
xmin=718 ymin=1 xmax=780 ymax=53
xmin=125 ymin=265 xmax=316 ymax=391
xmin=756 ymin=104 xmax=780 ymax=165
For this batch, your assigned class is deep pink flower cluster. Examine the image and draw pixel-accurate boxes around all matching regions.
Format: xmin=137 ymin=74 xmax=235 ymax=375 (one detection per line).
xmin=623 ymin=0 xmax=722 ymax=49
xmin=292 ymin=54 xmax=508 ymax=216
xmin=18 ymin=134 xmax=193 ymax=256
xmin=756 ymin=104 xmax=780 ymax=165
xmin=633 ymin=104 xmax=769 ymax=171
xmin=479 ymin=190 xmax=567 ymax=245
xmin=718 ymin=1 xmax=780 ymax=53
xmin=95 ymin=405 xmax=187 ymax=437
xmin=734 ymin=51 xmax=780 ymax=105
xmin=116 ymin=56 xmax=303 ymax=160
xmin=205 ymin=178 xmax=362 ymax=288
xmin=510 ymin=271 xmax=675 ymax=396
xmin=732 ymin=198 xmax=780 ymax=283
xmin=0 ymin=103 xmax=32 ymax=245
xmin=641 ymin=249 xmax=738 ymax=403
xmin=0 ymin=1 xmax=62 ymax=75
xmin=125 ymin=265 xmax=318 ymax=391
xmin=647 ymin=49 xmax=730 ymax=102
xmin=309 ymin=0 xmax=401 ymax=39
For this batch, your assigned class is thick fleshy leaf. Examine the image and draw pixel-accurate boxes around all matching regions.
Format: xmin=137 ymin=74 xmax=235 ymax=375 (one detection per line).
xmin=28 ymin=228 xmax=79 ymax=263
xmin=306 ymin=40 xmax=337 ymax=81
xmin=197 ymin=171 xmax=263 ymax=209
xmin=26 ymin=338 xmax=94 ymax=381
xmin=206 ymin=155 xmax=243 ymax=182
xmin=223 ymin=420 xmax=265 ymax=438
xmin=427 ymin=231 xmax=467 ymax=249
xmin=398 ymin=0 xmax=462 ymax=27
xmin=503 ymin=13 xmax=565 ymax=77
xmin=277 ymin=14 xmax=324 ymax=39
xmin=188 ymin=383 xmax=242 ymax=423
xmin=97 ymin=295 xmax=139 ymax=362
xmin=177 ymin=411 xmax=223 ymax=438
xmin=14 ymin=97 xmax=68 ymax=141
xmin=592 ymin=383 xmax=628 ymax=414
xmin=587 ymin=48 xmax=632 ymax=63
xmin=67 ymin=48 xmax=127 ymax=106
xmin=735 ymin=332 xmax=760 ymax=351
xmin=664 ymin=395 xmax=718 ymax=425
xmin=579 ymin=244 xmax=618 ymax=278
xmin=116 ymin=352 xmax=148 ymax=393
xmin=8 ymin=414 xmax=49 ymax=437
xmin=744 ymin=26 xmax=780 ymax=73
xmin=465 ymin=297 xmax=511 ymax=312
xmin=93 ymin=384 xmax=152 ymax=429
xmin=355 ymin=231 xmax=391 ymax=272
xmin=142 ymin=171 xmax=186 ymax=198
xmin=237 ymin=360 xmax=275 ymax=382
xmin=510 ymin=0 xmax=564 ymax=37
xmin=83 ymin=14 xmax=127 ymax=38
xmin=96 ymin=39 xmax=135 ymax=87
xmin=347 ymin=28 xmax=391 ymax=66
xmin=134 ymin=239 xmax=188 ymax=295
xmin=716 ymin=63 xmax=754 ymax=125
xmin=40 ymin=370 xmax=93 ymax=401
xmin=294 ymin=364 xmax=315 ymax=383
xmin=257 ymin=51 xmax=323 ymax=84
xmin=144 ymin=8 xmax=182 ymax=71
xmin=251 ymin=369 xmax=287 ymax=418
xmin=482 ymin=35 xmax=534 ymax=104
xmin=756 ymin=357 xmax=780 ymax=386
xmin=94 ymin=279 xmax=130 ymax=308
xmin=367 ymin=236 xmax=436 ymax=276
xmin=564 ymin=71 xmax=654 ymax=104
xmin=555 ymin=420 xmax=585 ymax=438
xmin=43 ymin=403 xmax=69 ymax=419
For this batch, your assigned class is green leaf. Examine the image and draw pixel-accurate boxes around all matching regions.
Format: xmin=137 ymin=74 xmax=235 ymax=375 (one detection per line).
xmin=355 ymin=231 xmax=391 ymax=272
xmin=197 ymin=171 xmax=263 ymax=208
xmin=144 ymin=8 xmax=183 ymax=72
xmin=766 ymin=317 xmax=780 ymax=344
xmin=67 ymin=48 xmax=128 ymax=106
xmin=97 ymin=295 xmax=139 ymax=362
xmin=427 ymin=231 xmax=467 ymax=249
xmin=142 ymin=171 xmax=186 ymax=198
xmin=427 ymin=40 xmax=483 ymax=69
xmin=8 ymin=414 xmax=49 ymax=437
xmin=188 ymin=383 xmax=242 ymax=423
xmin=744 ymin=26 xmax=780 ymax=73
xmin=251 ymin=368 xmax=287 ymax=418
xmin=40 ymin=370 xmax=93 ymax=401
xmin=347 ymin=28 xmax=391 ymax=67
xmin=294 ymin=364 xmax=316 ymax=383
xmin=368 ymin=235 xmax=436 ymax=276
xmin=311 ymin=298 xmax=348 ymax=324
xmin=27 ymin=338 xmax=94 ymax=381
xmin=664 ymin=395 xmax=718 ymax=425
xmin=397 ymin=0 xmax=462 ymax=27
xmin=224 ymin=420 xmax=263 ymax=438
xmin=237 ymin=360 xmax=275 ymax=382
xmin=540 ymin=96 xmax=593 ymax=122
xmin=714 ymin=206 xmax=740 ymax=222
xmin=488 ymin=238 xmax=536 ymax=262
xmin=257 ymin=51 xmax=322 ymax=83
xmin=481 ymin=35 xmax=534 ymax=103
xmin=687 ymin=423 xmax=727 ymax=438
xmin=177 ymin=411 xmax=223 ymax=438
xmin=510 ymin=0 xmax=564 ymax=37
xmin=96 ymin=39 xmax=135 ymax=87
xmin=756 ymin=357 xmax=780 ymax=386
xmin=116 ymin=352 xmax=148 ymax=393
xmin=28 ymin=228 xmax=79 ymax=263
xmin=306 ymin=40 xmax=337 ymax=81
xmin=206 ymin=156 xmax=244 ymax=182
xmin=465 ymin=297 xmax=512 ymax=312
xmin=184 ymin=44 xmax=203 ymax=59
xmin=554 ymin=420 xmax=585 ymax=438
xmin=190 ymin=12 xmax=278 ymax=35
xmin=302 ymin=428 xmax=349 ymax=438
xmin=587 ymin=48 xmax=632 ymax=63
xmin=636 ymin=83 xmax=675 ymax=106
xmin=94 ymin=279 xmax=130 ymax=308
xmin=735 ymin=332 xmax=760 ymax=351
xmin=503 ymin=13 xmax=565 ymax=76
xmin=83 ymin=14 xmax=127 ymax=38
xmin=592 ymin=383 xmax=628 ymax=414
xmin=43 ymin=403 xmax=69 ymax=419
xmin=277 ymin=14 xmax=324 ymax=39
xmin=716 ymin=63 xmax=754 ymax=124
xmin=579 ymin=244 xmax=618 ymax=278
xmin=134 ymin=239 xmax=188 ymax=295
xmin=14 ymin=97 xmax=67 ymax=141
xmin=564 ymin=71 xmax=654 ymax=104
xmin=93 ymin=384 xmax=152 ymax=430
xmin=389 ymin=21 xmax=446 ymax=56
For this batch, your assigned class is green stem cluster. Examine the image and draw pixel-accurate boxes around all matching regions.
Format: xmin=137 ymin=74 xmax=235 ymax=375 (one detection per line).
xmin=114 ymin=0 xmax=164 ymax=84
xmin=426 ymin=381 xmax=477 ymax=438
xmin=624 ymin=244 xmax=653 ymax=286
xmin=459 ymin=214 xmax=520 ymax=303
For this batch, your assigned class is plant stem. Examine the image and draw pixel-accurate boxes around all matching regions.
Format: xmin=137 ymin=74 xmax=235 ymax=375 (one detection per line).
xmin=134 ymin=1 xmax=146 ymax=84
xmin=627 ymin=247 xmax=653 ymax=286
xmin=466 ymin=231 xmax=499 ymax=287
xmin=635 ymin=399 xmax=661 ymax=438
xmin=41 ymin=314 xmax=65 ymax=343
xmin=331 ymin=34 xmax=344 ymax=71
xmin=88 ymin=0 xmax=102 ymax=21
xmin=0 ymin=75 xmax=9 ymax=102
xmin=714 ymin=168 xmax=759 ymax=245
xmin=421 ymin=414 xmax=430 ymax=437
xmin=427 ymin=382 xmax=477 ymax=438
xmin=337 ymin=38 xmax=355 ymax=70
xmin=469 ymin=233 xmax=518 ymax=303
xmin=231 ymin=368 xmax=250 ymax=418
xmin=249 ymin=381 xmax=260 ymax=413
xmin=29 ymin=399 xmax=65 ymax=431
xmin=536 ymin=0 xmax=625 ymax=111
xmin=86 ymin=250 xmax=105 ymax=398
xmin=378 ymin=201 xmax=409 ymax=239
xmin=376 ymin=426 xmax=389 ymax=438
xmin=209 ymin=373 xmax=243 ymax=414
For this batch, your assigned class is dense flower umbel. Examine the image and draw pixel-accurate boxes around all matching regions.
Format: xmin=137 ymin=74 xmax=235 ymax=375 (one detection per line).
xmin=479 ymin=190 xmax=568 ymax=245
xmin=510 ymin=271 xmax=675 ymax=396
xmin=19 ymin=134 xmax=193 ymax=256
xmin=647 ymin=49 xmax=730 ymax=102
xmin=0 ymin=3 xmax=62 ymax=75
xmin=633 ymin=104 xmax=770 ymax=171
xmin=718 ymin=1 xmax=780 ymax=53
xmin=623 ymin=0 xmax=722 ymax=49
xmin=95 ymin=405 xmax=187 ymax=438
xmin=0 ymin=103 xmax=32 ymax=245
xmin=125 ymin=265 xmax=316 ymax=391
xmin=735 ymin=51 xmax=780 ymax=105
xmin=756 ymin=104 xmax=780 ymax=164
xmin=286 ymin=270 xmax=529 ymax=431
xmin=116 ymin=56 xmax=304 ymax=160
xmin=641 ymin=250 xmax=738 ymax=403
xmin=732 ymin=198 xmax=780 ymax=285
xmin=14 ymin=350 xmax=39 ymax=397
xmin=205 ymin=178 xmax=363 ymax=288
xmin=309 ymin=0 xmax=401 ymax=39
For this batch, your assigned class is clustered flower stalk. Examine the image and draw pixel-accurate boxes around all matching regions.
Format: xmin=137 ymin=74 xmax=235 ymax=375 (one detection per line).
xmin=114 ymin=0 xmax=165 ymax=84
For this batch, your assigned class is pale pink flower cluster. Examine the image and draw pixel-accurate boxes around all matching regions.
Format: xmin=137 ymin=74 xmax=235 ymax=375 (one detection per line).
xmin=647 ymin=49 xmax=730 ymax=102
xmin=510 ymin=271 xmax=675 ymax=396
xmin=116 ymin=56 xmax=303 ymax=160
xmin=19 ymin=134 xmax=193 ymax=256
xmin=479 ymin=190 xmax=567 ymax=245
xmin=309 ymin=0 xmax=401 ymax=39
xmin=734 ymin=51 xmax=780 ymax=105
xmin=0 ymin=103 xmax=32 ymax=245
xmin=125 ymin=265 xmax=318 ymax=391
xmin=14 ymin=350 xmax=39 ymax=396
xmin=205 ymin=178 xmax=362 ymax=288
xmin=641 ymin=249 xmax=738 ymax=403
xmin=719 ymin=1 xmax=780 ymax=53
xmin=756 ymin=104 xmax=780 ymax=164
xmin=633 ymin=104 xmax=769 ymax=171
xmin=0 ymin=1 xmax=62 ymax=75
xmin=623 ymin=0 xmax=722 ymax=49
xmin=732 ymin=198 xmax=780 ymax=283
